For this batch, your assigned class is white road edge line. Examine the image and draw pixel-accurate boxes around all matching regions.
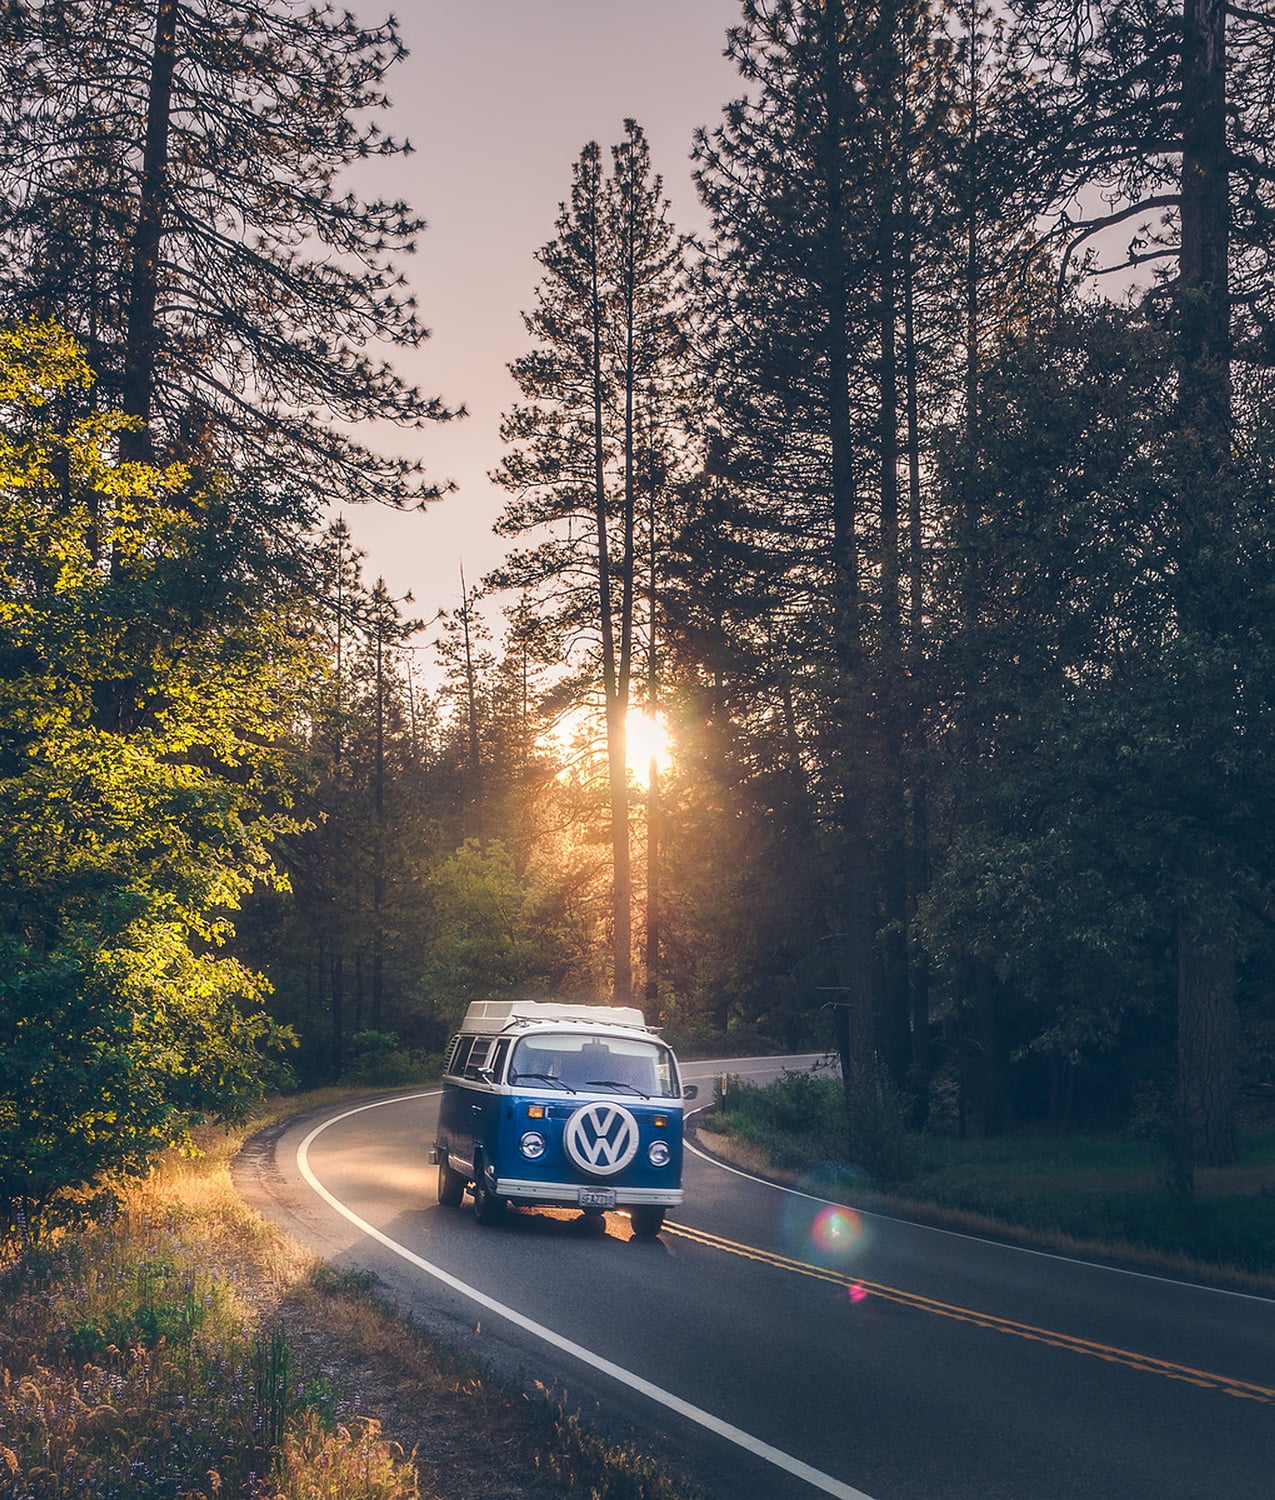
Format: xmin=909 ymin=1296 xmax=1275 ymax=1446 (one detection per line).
xmin=296 ymin=1092 xmax=876 ymax=1500
xmin=682 ymin=1103 xmax=1275 ymax=1305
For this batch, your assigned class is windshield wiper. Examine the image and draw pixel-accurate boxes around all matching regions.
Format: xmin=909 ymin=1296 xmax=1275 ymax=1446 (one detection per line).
xmin=510 ymin=1071 xmax=575 ymax=1092
xmin=583 ymin=1079 xmax=650 ymax=1098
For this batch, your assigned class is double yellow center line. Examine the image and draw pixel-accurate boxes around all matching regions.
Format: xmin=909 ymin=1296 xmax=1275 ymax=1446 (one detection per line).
xmin=663 ymin=1220 xmax=1275 ymax=1406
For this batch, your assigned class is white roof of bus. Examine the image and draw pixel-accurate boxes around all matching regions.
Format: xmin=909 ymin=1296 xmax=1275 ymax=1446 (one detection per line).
xmin=459 ymin=999 xmax=653 ymax=1036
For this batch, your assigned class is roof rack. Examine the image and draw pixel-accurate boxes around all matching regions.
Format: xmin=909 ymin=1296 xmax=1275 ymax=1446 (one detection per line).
xmin=459 ymin=999 xmax=649 ymax=1035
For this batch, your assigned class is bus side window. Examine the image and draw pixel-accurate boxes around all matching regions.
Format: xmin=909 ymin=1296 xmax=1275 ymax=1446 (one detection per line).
xmin=448 ymin=1036 xmax=474 ymax=1078
xmin=489 ymin=1038 xmax=511 ymax=1083
xmin=463 ymin=1037 xmax=494 ymax=1080
xmin=443 ymin=1035 xmax=466 ymax=1077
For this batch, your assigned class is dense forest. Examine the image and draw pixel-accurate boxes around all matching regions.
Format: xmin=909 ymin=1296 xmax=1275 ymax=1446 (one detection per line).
xmin=3 ymin=0 xmax=1274 ymax=1224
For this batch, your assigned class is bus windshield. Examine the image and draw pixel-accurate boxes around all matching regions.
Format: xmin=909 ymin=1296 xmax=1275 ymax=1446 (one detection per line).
xmin=509 ymin=1034 xmax=679 ymax=1099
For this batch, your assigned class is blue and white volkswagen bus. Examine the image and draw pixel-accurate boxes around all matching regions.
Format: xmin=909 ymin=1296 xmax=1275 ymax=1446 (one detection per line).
xmin=432 ymin=1000 xmax=697 ymax=1236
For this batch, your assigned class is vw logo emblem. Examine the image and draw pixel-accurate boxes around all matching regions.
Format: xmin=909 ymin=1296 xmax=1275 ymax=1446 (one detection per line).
xmin=563 ymin=1102 xmax=640 ymax=1177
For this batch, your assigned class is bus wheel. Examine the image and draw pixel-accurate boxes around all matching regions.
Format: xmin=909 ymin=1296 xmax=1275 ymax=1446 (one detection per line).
xmin=629 ymin=1206 xmax=665 ymax=1237
xmin=437 ymin=1153 xmax=466 ymax=1207
xmin=472 ymin=1166 xmax=506 ymax=1226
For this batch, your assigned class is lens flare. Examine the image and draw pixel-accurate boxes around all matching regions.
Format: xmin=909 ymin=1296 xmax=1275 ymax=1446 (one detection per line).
xmin=810 ymin=1205 xmax=863 ymax=1260
xmin=781 ymin=1181 xmax=872 ymax=1271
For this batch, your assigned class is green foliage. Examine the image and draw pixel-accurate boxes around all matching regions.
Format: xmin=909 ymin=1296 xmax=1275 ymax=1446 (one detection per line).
xmin=906 ymin=1130 xmax=1275 ymax=1275
xmin=655 ymin=741 xmax=835 ymax=1050
xmin=920 ymin=305 xmax=1275 ymax=1139
xmin=64 ymin=1248 xmax=229 ymax=1359
xmin=713 ymin=1077 xmax=1275 ymax=1276
xmin=0 ymin=321 xmax=304 ymax=1214
xmin=716 ymin=1066 xmax=918 ymax=1185
xmin=842 ymin=1064 xmax=920 ymax=1187
xmin=233 ymin=517 xmax=448 ymax=1082
xmin=420 ymin=840 xmax=548 ymax=1031
xmin=715 ymin=1070 xmax=850 ymax=1171
xmin=339 ymin=1031 xmax=439 ymax=1089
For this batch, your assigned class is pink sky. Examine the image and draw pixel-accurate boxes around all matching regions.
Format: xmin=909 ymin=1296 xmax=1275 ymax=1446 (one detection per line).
xmin=339 ymin=0 xmax=743 ymax=659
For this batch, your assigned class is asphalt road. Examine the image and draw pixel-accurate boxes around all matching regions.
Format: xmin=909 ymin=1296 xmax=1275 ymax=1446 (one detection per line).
xmin=234 ymin=1056 xmax=1275 ymax=1500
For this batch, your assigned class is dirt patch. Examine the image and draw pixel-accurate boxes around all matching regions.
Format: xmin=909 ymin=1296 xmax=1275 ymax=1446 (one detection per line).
xmin=690 ymin=1125 xmax=801 ymax=1187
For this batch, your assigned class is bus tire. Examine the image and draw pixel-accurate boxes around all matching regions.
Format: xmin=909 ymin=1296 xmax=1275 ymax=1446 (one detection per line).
xmin=472 ymin=1164 xmax=506 ymax=1226
xmin=437 ymin=1153 xmax=466 ymax=1208
xmin=629 ymin=1206 xmax=665 ymax=1237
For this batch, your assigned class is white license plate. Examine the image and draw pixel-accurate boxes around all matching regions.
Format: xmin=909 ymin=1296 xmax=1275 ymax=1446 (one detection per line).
xmin=578 ymin=1188 xmax=616 ymax=1210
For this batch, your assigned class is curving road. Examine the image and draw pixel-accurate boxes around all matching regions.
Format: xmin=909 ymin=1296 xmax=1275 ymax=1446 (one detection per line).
xmin=234 ymin=1057 xmax=1275 ymax=1500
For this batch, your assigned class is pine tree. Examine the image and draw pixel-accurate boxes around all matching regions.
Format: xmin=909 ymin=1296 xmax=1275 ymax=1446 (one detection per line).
xmin=0 ymin=0 xmax=455 ymax=511
xmin=491 ymin=122 xmax=686 ymax=1004
xmin=241 ymin=520 xmax=441 ymax=1081
xmin=689 ymin=1 xmax=978 ymax=1089
xmin=435 ymin=571 xmax=496 ymax=844
xmin=1008 ymin=0 xmax=1275 ymax=1164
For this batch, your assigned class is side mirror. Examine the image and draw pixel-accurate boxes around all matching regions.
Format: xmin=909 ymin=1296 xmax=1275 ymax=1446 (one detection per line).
xmin=682 ymin=1084 xmax=698 ymax=1100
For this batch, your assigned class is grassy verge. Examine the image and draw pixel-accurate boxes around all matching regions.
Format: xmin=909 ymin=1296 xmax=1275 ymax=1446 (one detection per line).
xmin=700 ymin=1070 xmax=1275 ymax=1295
xmin=0 ymin=1093 xmax=704 ymax=1500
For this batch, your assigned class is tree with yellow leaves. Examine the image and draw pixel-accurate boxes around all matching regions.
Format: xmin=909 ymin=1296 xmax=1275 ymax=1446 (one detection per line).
xmin=0 ymin=321 xmax=312 ymax=1227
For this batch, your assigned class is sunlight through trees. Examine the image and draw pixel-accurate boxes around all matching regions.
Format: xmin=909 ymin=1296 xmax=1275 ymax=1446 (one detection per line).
xmin=4 ymin=0 xmax=1275 ymax=1220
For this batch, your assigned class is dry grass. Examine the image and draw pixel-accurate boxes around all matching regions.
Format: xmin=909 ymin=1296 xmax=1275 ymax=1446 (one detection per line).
xmin=0 ymin=1098 xmax=704 ymax=1500
xmin=259 ymin=1413 xmax=417 ymax=1500
xmin=693 ymin=1129 xmax=789 ymax=1185
xmin=0 ymin=1121 xmax=414 ymax=1500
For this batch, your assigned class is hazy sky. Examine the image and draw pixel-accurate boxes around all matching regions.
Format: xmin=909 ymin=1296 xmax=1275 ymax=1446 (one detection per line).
xmin=340 ymin=0 xmax=744 ymax=648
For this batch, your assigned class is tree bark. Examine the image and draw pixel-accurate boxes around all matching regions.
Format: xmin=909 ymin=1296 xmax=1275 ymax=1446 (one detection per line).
xmin=1177 ymin=899 xmax=1238 ymax=1165
xmin=877 ymin=115 xmax=911 ymax=1088
xmin=1175 ymin=0 xmax=1238 ymax=1165
xmin=644 ymin=415 xmax=661 ymax=1016
xmin=900 ymin=51 xmax=930 ymax=1120
xmin=121 ymin=0 xmax=178 ymax=462
xmin=587 ymin=157 xmax=632 ymax=1005
xmin=819 ymin=0 xmax=876 ymax=1080
xmin=459 ymin=567 xmax=485 ymax=845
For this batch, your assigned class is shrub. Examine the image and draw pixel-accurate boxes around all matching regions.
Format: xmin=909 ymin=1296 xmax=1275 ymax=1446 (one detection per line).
xmin=715 ymin=1065 xmax=919 ymax=1185
xmin=340 ymin=1033 xmax=438 ymax=1089
xmin=843 ymin=1065 xmax=919 ymax=1187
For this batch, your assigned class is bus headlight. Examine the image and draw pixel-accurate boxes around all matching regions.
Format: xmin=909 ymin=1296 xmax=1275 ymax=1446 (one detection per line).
xmin=519 ymin=1131 xmax=547 ymax=1160
xmin=647 ymin=1140 xmax=671 ymax=1168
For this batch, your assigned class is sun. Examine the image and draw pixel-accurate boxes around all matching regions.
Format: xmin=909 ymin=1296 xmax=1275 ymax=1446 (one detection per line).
xmin=538 ymin=702 xmax=673 ymax=782
xmin=626 ymin=706 xmax=672 ymax=777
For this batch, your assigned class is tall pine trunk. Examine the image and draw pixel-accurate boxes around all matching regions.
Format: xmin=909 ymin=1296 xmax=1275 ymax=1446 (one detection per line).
xmin=876 ymin=84 xmax=911 ymax=1089
xmin=121 ymin=0 xmax=178 ymax=463
xmin=644 ymin=424 xmax=661 ymax=1013
xmin=900 ymin=99 xmax=930 ymax=1120
xmin=1178 ymin=897 xmax=1238 ymax=1164
xmin=820 ymin=0 xmax=876 ymax=1082
xmin=1174 ymin=0 xmax=1237 ymax=1166
xmin=587 ymin=160 xmax=632 ymax=1005
xmin=957 ymin=0 xmax=1006 ymax=1136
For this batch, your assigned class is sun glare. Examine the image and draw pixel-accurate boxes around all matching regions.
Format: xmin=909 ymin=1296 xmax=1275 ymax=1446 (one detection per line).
xmin=627 ymin=707 xmax=672 ymax=778
xmin=540 ymin=703 xmax=673 ymax=782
